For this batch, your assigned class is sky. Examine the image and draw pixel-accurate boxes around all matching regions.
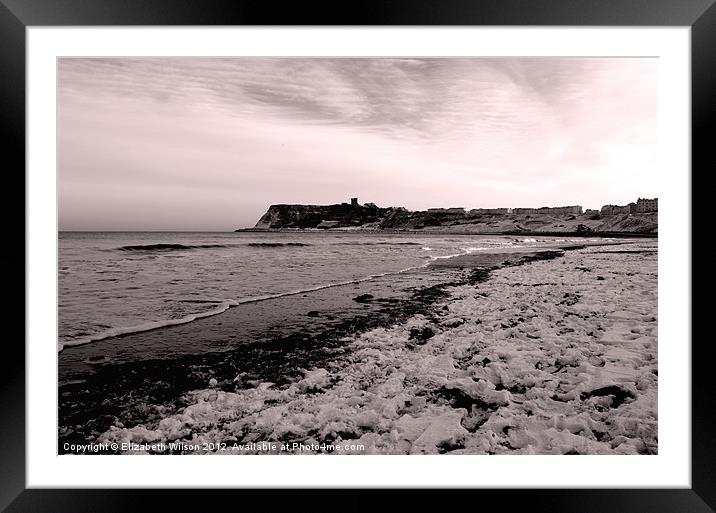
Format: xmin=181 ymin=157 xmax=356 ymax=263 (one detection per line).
xmin=58 ymin=58 xmax=658 ymax=231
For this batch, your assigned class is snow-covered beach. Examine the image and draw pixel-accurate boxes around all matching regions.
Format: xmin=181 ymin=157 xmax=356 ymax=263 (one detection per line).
xmin=97 ymin=241 xmax=657 ymax=455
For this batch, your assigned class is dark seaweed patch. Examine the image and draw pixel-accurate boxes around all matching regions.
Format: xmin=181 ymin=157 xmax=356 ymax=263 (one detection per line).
xmin=580 ymin=385 xmax=636 ymax=408
xmin=408 ymin=327 xmax=435 ymax=344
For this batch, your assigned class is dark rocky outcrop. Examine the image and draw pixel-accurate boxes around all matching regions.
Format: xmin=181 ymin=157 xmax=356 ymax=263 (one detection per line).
xmin=253 ymin=202 xmax=401 ymax=229
xmin=243 ymin=202 xmax=658 ymax=235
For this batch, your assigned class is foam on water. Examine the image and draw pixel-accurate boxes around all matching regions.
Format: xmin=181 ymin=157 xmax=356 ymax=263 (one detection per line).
xmin=57 ymin=262 xmax=433 ymax=353
xmin=58 ymin=299 xmax=240 ymax=351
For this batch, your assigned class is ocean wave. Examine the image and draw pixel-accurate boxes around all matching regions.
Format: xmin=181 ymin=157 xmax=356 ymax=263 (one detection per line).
xmin=118 ymin=243 xmax=229 ymax=251
xmin=227 ymin=264 xmax=429 ymax=306
xmin=335 ymin=241 xmax=421 ymax=246
xmin=429 ymin=252 xmax=465 ymax=261
xmin=117 ymin=242 xmax=313 ymax=252
xmin=58 ymin=263 xmax=431 ymax=352
xmin=116 ymin=240 xmax=425 ymax=252
xmin=430 ymin=244 xmax=508 ymax=262
xmin=58 ymin=299 xmax=239 ymax=352
xmin=246 ymin=242 xmax=311 ymax=247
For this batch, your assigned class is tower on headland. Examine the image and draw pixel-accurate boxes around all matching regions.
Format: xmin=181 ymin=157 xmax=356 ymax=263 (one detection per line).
xmin=351 ymin=197 xmax=358 ymax=206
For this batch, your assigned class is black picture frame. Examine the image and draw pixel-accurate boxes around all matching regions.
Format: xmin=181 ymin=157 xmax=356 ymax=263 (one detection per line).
xmin=2 ymin=1 xmax=714 ymax=511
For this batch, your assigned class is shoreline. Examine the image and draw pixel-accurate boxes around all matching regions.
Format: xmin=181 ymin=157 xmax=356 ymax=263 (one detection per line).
xmin=59 ymin=241 xmax=657 ymax=455
xmin=58 ymin=261 xmax=434 ymax=353
xmin=235 ymin=227 xmax=658 ymax=238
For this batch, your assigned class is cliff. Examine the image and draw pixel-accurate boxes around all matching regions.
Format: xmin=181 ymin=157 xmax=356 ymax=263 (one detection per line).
xmin=253 ymin=203 xmax=404 ymax=230
xmin=244 ymin=203 xmax=658 ymax=235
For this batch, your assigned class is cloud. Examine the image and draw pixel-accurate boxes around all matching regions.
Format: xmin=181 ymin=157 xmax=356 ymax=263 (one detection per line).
xmin=58 ymin=57 xmax=657 ymax=230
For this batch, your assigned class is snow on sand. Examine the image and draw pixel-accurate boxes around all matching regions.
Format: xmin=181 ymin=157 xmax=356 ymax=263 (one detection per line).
xmin=100 ymin=242 xmax=658 ymax=455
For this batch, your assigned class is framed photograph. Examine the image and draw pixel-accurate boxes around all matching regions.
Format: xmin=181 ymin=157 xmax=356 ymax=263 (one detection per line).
xmin=4 ymin=0 xmax=714 ymax=511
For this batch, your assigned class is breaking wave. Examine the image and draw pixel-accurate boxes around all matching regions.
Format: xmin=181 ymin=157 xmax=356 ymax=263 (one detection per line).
xmin=246 ymin=242 xmax=311 ymax=247
xmin=58 ymin=299 xmax=239 ymax=352
xmin=335 ymin=241 xmax=422 ymax=246
xmin=118 ymin=243 xmax=229 ymax=251
xmin=118 ymin=242 xmax=312 ymax=252
xmin=57 ymin=264 xmax=430 ymax=353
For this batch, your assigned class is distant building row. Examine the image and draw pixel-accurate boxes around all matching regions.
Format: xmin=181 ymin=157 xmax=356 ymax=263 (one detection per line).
xmin=601 ymin=197 xmax=657 ymax=215
xmin=427 ymin=207 xmax=469 ymax=214
xmin=353 ymin=196 xmax=656 ymax=216
xmin=511 ymin=206 xmax=583 ymax=215
xmin=469 ymin=205 xmax=583 ymax=215
xmin=426 ymin=206 xmax=584 ymax=215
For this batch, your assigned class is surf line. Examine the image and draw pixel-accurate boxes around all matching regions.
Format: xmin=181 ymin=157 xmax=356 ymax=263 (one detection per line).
xmin=57 ymin=263 xmax=436 ymax=353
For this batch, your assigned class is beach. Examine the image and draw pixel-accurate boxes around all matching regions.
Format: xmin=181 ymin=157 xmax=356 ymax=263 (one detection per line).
xmin=66 ymin=239 xmax=657 ymax=455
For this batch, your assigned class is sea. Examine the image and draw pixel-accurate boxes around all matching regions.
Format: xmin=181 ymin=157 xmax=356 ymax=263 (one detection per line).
xmin=58 ymin=231 xmax=583 ymax=352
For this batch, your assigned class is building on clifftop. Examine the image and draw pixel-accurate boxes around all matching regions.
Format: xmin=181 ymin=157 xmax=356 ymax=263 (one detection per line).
xmin=636 ymin=197 xmax=658 ymax=213
xmin=513 ymin=206 xmax=582 ymax=215
xmin=601 ymin=203 xmax=636 ymax=215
